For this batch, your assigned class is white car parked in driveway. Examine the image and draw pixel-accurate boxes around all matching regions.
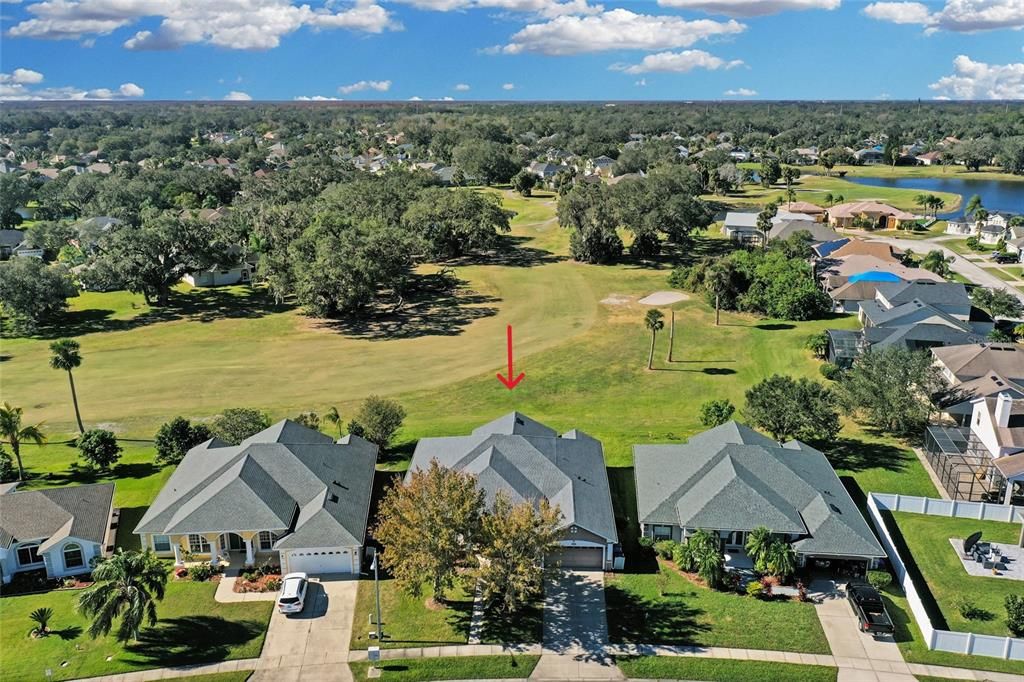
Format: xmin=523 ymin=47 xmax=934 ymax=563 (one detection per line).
xmin=277 ymin=572 xmax=309 ymax=614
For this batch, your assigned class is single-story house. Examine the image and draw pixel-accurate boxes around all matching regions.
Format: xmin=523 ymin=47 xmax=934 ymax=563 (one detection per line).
xmin=135 ymin=420 xmax=378 ymax=574
xmin=873 ymin=281 xmax=972 ymax=321
xmin=827 ymin=202 xmax=917 ymax=230
xmin=634 ymin=422 xmax=885 ymax=573
xmin=940 ymin=373 xmax=1024 ymax=425
xmin=917 ymin=151 xmax=943 ymax=166
xmin=183 ymin=246 xmax=257 ymax=287
xmin=722 ymin=210 xmax=814 ymax=244
xmin=0 ymin=229 xmax=26 ymax=259
xmin=769 ymin=220 xmax=841 ymax=244
xmin=0 ymin=483 xmax=116 ymax=584
xmin=527 ymin=161 xmax=566 ymax=180
xmin=932 ymin=343 xmax=1024 ymax=386
xmin=817 ymin=255 xmax=944 ymax=286
xmin=783 ymin=201 xmax=826 ymax=217
xmin=408 ymin=412 xmax=619 ymax=570
xmin=854 ymin=148 xmax=885 ymax=164
xmin=588 ymin=156 xmax=615 ymax=176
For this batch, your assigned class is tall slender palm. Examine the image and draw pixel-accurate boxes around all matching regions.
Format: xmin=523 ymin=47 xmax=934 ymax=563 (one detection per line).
xmin=965 ymin=193 xmax=983 ymax=218
xmin=0 ymin=403 xmax=45 ymax=481
xmin=49 ymin=338 xmax=85 ymax=434
xmin=914 ymin=193 xmax=930 ymax=214
xmin=644 ymin=309 xmax=664 ymax=370
xmin=324 ymin=406 xmax=343 ymax=438
xmin=78 ymin=549 xmax=168 ymax=642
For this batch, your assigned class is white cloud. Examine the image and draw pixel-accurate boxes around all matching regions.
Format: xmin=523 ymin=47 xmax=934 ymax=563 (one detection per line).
xmin=929 ymin=55 xmax=1024 ymax=99
xmin=338 ymin=79 xmax=392 ymax=95
xmin=224 ymin=90 xmax=252 ymax=100
xmin=442 ymin=95 xmax=455 ymax=100
xmin=611 ymin=49 xmax=743 ymax=74
xmin=864 ymin=0 xmax=1024 ymax=32
xmin=7 ymin=0 xmax=400 ymax=50
xmin=118 ymin=82 xmax=144 ymax=97
xmin=0 ymin=68 xmax=44 ymax=84
xmin=0 ymin=78 xmax=145 ymax=100
xmin=635 ymin=78 xmax=647 ymax=86
xmin=294 ymin=95 xmax=342 ymax=100
xmin=408 ymin=95 xmax=423 ymax=100
xmin=454 ymin=83 xmax=471 ymax=91
xmin=724 ymin=87 xmax=757 ymax=96
xmin=389 ymin=0 xmax=602 ymax=18
xmin=657 ymin=0 xmax=839 ymax=17
xmin=502 ymin=82 xmax=516 ymax=89
xmin=500 ymin=9 xmax=745 ymax=55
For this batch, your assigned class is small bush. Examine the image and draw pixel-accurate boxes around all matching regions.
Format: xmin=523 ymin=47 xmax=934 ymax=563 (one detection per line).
xmin=953 ymin=596 xmax=981 ymax=620
xmin=672 ymin=543 xmax=695 ymax=572
xmin=699 ymin=399 xmax=736 ymax=427
xmin=637 ymin=536 xmax=654 ymax=550
xmin=0 ymin=447 xmax=15 ymax=483
xmin=805 ymin=331 xmax=829 ymax=359
xmin=796 ymin=581 xmax=810 ymax=602
xmin=242 ymin=570 xmax=259 ymax=582
xmin=966 ymin=236 xmax=980 ymax=250
xmin=746 ymin=581 xmax=764 ymax=598
xmin=187 ymin=564 xmax=213 ymax=582
xmin=76 ymin=429 xmax=122 ymax=470
xmin=819 ymin=363 xmax=843 ymax=381
xmin=654 ymin=540 xmax=677 ymax=560
xmin=265 ymin=577 xmax=281 ymax=592
xmin=866 ymin=570 xmax=892 ymax=590
xmin=1006 ymin=594 xmax=1024 ymax=636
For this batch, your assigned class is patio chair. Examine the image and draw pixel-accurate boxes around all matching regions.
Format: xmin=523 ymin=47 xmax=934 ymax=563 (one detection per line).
xmin=983 ymin=560 xmax=994 ymax=570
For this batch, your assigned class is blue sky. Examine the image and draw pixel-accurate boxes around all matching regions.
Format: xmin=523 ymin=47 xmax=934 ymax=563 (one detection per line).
xmin=1 ymin=1 xmax=1021 ymax=101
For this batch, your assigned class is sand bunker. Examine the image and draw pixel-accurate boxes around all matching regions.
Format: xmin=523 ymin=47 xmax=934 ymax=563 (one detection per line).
xmin=638 ymin=291 xmax=688 ymax=305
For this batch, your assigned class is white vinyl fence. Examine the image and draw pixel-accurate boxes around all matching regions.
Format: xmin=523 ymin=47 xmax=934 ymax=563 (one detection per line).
xmin=866 ymin=492 xmax=1024 ymax=661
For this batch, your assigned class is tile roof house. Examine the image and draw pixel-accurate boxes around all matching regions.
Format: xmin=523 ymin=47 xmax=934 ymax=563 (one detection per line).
xmin=135 ymin=420 xmax=378 ymax=575
xmin=408 ymin=412 xmax=619 ymax=570
xmin=826 ymin=202 xmax=917 ymax=229
xmin=634 ymin=422 xmax=885 ymax=572
xmin=0 ymin=483 xmax=115 ymax=584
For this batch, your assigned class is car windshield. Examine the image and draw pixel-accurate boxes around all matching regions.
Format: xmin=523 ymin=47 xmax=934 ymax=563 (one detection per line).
xmin=278 ymin=596 xmax=300 ymax=604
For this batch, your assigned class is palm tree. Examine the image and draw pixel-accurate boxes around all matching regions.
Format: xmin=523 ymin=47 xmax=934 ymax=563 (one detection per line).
xmin=914 ymin=194 xmax=931 ymax=214
xmin=644 ymin=309 xmax=664 ymax=370
xmin=30 ymin=607 xmax=53 ymax=637
xmin=49 ymin=338 xmax=85 ymax=434
xmin=823 ymin=193 xmax=833 ymax=207
xmin=929 ymin=196 xmax=946 ymax=216
xmin=766 ymin=539 xmax=797 ymax=580
xmin=705 ymin=261 xmax=736 ymax=326
xmin=78 ymin=549 xmax=168 ymax=642
xmin=921 ymin=250 xmax=954 ymax=278
xmin=744 ymin=526 xmax=773 ymax=573
xmin=324 ymin=406 xmax=343 ymax=438
xmin=688 ymin=529 xmax=726 ymax=589
xmin=0 ymin=403 xmax=45 ymax=481
xmin=965 ymin=193 xmax=983 ymax=218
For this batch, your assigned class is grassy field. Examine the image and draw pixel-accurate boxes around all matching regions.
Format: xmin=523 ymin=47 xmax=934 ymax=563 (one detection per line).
xmin=349 ymin=578 xmax=542 ymax=650
xmin=885 ymin=511 xmax=1022 ymax=637
xmin=703 ymin=175 xmax=960 ymax=212
xmin=615 ymin=656 xmax=837 ymax=681
xmin=805 ymin=165 xmax=1024 ymax=183
xmin=0 ymin=580 xmax=273 ymax=681
xmin=605 ymin=560 xmax=830 ymax=654
xmin=350 ymin=655 xmax=540 ymax=682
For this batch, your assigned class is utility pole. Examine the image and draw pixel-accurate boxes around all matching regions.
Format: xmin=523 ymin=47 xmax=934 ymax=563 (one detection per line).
xmin=371 ymin=550 xmax=383 ymax=642
xmin=667 ymin=309 xmax=675 ymax=362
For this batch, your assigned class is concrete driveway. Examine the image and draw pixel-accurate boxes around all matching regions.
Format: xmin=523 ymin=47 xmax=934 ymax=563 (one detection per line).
xmin=533 ymin=570 xmax=622 ymax=681
xmin=251 ymin=575 xmax=358 ymax=682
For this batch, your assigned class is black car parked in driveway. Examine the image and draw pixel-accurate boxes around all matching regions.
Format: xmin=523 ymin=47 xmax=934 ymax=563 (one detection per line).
xmin=847 ymin=581 xmax=895 ymax=636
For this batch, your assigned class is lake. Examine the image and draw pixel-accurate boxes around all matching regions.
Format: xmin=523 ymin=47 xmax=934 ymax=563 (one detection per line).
xmin=840 ymin=174 xmax=1023 ymax=218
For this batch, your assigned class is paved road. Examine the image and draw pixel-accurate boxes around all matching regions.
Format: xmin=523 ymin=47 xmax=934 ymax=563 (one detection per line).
xmin=250 ymin=574 xmax=358 ymax=682
xmin=863 ymin=235 xmax=1024 ymax=305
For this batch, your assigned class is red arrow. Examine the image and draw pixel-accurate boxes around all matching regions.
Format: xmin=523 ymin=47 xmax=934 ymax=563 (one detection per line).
xmin=496 ymin=324 xmax=525 ymax=390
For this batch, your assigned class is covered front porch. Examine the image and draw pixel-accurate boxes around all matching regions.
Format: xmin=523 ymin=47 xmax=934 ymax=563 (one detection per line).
xmin=165 ymin=531 xmax=283 ymax=569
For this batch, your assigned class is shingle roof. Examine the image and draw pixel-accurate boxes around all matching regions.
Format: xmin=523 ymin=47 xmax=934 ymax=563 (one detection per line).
xmin=135 ymin=421 xmax=377 ymax=549
xmin=0 ymin=483 xmax=114 ymax=550
xmin=769 ymin=221 xmax=841 ymax=243
xmin=408 ymin=412 xmax=618 ymax=543
xmin=860 ymin=299 xmax=971 ymax=331
xmin=633 ymin=422 xmax=884 ymax=559
xmin=932 ymin=344 xmax=1024 ymax=383
xmin=875 ymin=281 xmax=970 ymax=309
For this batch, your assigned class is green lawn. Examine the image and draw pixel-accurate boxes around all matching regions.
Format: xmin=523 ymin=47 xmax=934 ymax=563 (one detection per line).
xmin=350 ymin=655 xmax=539 ymax=682
xmin=605 ymin=560 xmax=830 ymax=654
xmin=349 ymin=578 xmax=542 ymax=650
xmin=615 ymin=656 xmax=837 ymax=682
xmin=988 ymin=267 xmax=1018 ymax=282
xmin=805 ymin=164 xmax=1024 ymax=183
xmin=885 ymin=511 xmax=1021 ymax=637
xmin=942 ymin=239 xmax=989 ymax=257
xmin=882 ymin=585 xmax=1024 ymax=676
xmin=703 ymin=175 xmax=959 ymax=212
xmin=0 ymin=579 xmax=273 ymax=682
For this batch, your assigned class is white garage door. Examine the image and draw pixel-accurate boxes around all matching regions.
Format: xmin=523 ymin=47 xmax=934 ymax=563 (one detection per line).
xmin=286 ymin=548 xmax=353 ymax=575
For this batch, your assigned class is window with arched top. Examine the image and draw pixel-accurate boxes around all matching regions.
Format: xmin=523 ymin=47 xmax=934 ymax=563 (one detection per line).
xmin=63 ymin=543 xmax=84 ymax=569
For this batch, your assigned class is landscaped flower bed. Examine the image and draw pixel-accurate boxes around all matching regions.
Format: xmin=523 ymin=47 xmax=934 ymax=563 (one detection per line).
xmin=233 ymin=563 xmax=282 ymax=593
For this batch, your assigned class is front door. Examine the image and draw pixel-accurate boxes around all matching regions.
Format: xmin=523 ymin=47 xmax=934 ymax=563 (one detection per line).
xmin=229 ymin=534 xmax=244 ymax=551
xmin=725 ymin=531 xmax=745 ymax=549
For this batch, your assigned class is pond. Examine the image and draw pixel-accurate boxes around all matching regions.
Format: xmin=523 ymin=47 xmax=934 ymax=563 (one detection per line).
xmin=840 ymin=174 xmax=1023 ymax=218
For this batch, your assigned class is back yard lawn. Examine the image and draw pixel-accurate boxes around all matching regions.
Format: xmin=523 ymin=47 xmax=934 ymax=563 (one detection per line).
xmin=350 ymin=654 xmax=540 ymax=682
xmin=349 ymin=578 xmax=542 ymax=650
xmin=884 ymin=511 xmax=1021 ymax=637
xmin=615 ymin=657 xmax=837 ymax=682
xmin=0 ymin=579 xmax=272 ymax=681
xmin=605 ymin=560 xmax=829 ymax=654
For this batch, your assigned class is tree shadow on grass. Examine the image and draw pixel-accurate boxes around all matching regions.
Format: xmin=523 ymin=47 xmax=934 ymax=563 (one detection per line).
xmin=621 ymin=237 xmax=738 ymax=271
xmin=313 ymin=274 xmax=500 ymax=341
xmin=115 ymin=507 xmax=147 ymax=550
xmin=605 ymin=581 xmax=709 ymax=646
xmin=16 ymin=287 xmax=292 ymax=341
xmin=817 ymin=437 xmax=914 ymax=474
xmin=125 ymin=616 xmax=266 ymax=667
xmin=481 ymin=600 xmax=543 ymax=645
xmin=446 ymin=235 xmax=564 ymax=268
xmin=51 ymin=625 xmax=83 ymax=641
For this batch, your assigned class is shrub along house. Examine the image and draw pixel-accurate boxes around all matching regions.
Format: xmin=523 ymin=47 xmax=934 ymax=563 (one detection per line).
xmin=135 ymin=420 xmax=377 ymax=575
xmin=0 ymin=482 xmax=116 ymax=585
xmin=408 ymin=412 xmax=620 ymax=570
xmin=633 ymin=421 xmax=885 ymax=575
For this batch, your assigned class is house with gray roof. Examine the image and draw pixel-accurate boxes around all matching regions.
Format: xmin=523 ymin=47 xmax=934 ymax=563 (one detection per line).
xmin=0 ymin=483 xmax=115 ymax=585
xmin=408 ymin=412 xmax=619 ymax=570
xmin=633 ymin=422 xmax=885 ymax=574
xmin=135 ymin=420 xmax=377 ymax=575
